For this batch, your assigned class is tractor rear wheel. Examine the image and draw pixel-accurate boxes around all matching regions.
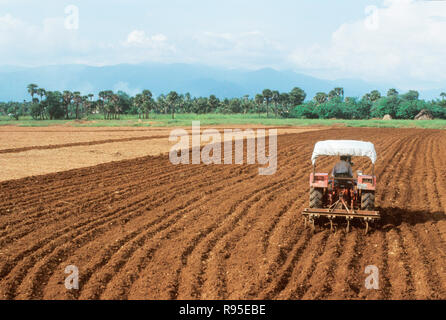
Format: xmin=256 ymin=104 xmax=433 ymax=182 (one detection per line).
xmin=361 ymin=191 xmax=375 ymax=210
xmin=309 ymin=187 xmax=323 ymax=208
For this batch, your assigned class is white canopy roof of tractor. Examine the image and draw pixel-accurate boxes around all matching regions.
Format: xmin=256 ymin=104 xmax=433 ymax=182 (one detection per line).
xmin=311 ymin=140 xmax=377 ymax=165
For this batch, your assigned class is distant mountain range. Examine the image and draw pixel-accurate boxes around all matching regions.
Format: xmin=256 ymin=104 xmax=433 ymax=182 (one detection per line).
xmin=0 ymin=63 xmax=444 ymax=102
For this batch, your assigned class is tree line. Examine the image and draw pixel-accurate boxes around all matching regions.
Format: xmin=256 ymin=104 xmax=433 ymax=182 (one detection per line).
xmin=291 ymin=88 xmax=446 ymax=120
xmin=0 ymin=84 xmax=445 ymax=120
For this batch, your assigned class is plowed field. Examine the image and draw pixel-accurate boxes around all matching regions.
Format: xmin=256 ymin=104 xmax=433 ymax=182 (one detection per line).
xmin=0 ymin=127 xmax=445 ymax=300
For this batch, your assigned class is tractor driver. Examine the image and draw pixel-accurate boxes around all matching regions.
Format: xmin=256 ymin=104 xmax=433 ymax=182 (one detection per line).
xmin=332 ymin=155 xmax=353 ymax=178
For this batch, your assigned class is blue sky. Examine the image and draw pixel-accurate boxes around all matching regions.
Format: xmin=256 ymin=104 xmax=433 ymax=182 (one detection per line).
xmin=1 ymin=0 xmax=446 ymax=89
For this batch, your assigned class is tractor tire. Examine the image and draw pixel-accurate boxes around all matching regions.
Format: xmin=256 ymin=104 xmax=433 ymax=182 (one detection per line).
xmin=361 ymin=191 xmax=375 ymax=211
xmin=309 ymin=187 xmax=323 ymax=208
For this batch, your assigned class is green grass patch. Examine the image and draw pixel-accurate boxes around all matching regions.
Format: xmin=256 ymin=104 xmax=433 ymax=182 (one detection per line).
xmin=0 ymin=114 xmax=445 ymax=129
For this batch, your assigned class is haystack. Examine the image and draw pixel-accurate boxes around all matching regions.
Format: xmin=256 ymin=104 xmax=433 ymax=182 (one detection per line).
xmin=414 ymin=109 xmax=433 ymax=120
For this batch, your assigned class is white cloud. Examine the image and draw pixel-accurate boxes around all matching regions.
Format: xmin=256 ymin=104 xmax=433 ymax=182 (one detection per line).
xmin=125 ymin=30 xmax=171 ymax=49
xmin=289 ymin=0 xmax=446 ymax=88
xmin=0 ymin=14 xmax=175 ymax=66
xmin=195 ymin=31 xmax=282 ymax=53
xmin=116 ymin=30 xmax=176 ymax=64
xmin=192 ymin=31 xmax=285 ymax=69
xmin=3 ymin=0 xmax=446 ymax=90
xmin=0 ymin=13 xmax=89 ymax=65
xmin=113 ymin=81 xmax=141 ymax=96
xmin=0 ymin=14 xmax=35 ymax=46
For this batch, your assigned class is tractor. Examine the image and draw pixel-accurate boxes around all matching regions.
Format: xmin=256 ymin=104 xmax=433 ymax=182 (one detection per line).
xmin=302 ymin=140 xmax=380 ymax=234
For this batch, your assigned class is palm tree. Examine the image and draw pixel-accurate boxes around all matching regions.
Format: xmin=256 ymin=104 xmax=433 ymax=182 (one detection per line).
xmin=86 ymin=93 xmax=95 ymax=115
xmin=387 ymin=88 xmax=399 ymax=97
xmin=280 ymin=92 xmax=290 ymax=107
xmin=157 ymin=94 xmax=168 ymax=115
xmin=81 ymin=95 xmax=90 ymax=115
xmin=209 ymin=94 xmax=219 ymax=113
xmin=314 ymin=92 xmax=327 ymax=104
xmin=440 ymin=92 xmax=446 ymax=100
xmin=167 ymin=91 xmax=179 ymax=120
xmin=242 ymin=94 xmax=250 ymax=114
xmin=37 ymin=88 xmax=46 ymax=102
xmin=134 ymin=94 xmax=144 ymax=119
xmin=37 ymin=88 xmax=47 ymax=119
xmin=335 ymin=87 xmax=344 ymax=97
xmin=27 ymin=84 xmax=38 ymax=103
xmin=328 ymin=87 xmax=344 ymax=101
xmin=289 ymin=87 xmax=307 ymax=106
xmin=142 ymin=90 xmax=152 ymax=119
xmin=370 ymin=90 xmax=381 ymax=102
xmin=73 ymin=91 xmax=82 ymax=119
xmin=255 ymin=94 xmax=264 ymax=118
xmin=98 ymin=90 xmax=113 ymax=119
xmin=262 ymin=89 xmax=272 ymax=118
xmin=111 ymin=94 xmax=120 ymax=119
xmin=62 ymin=90 xmax=73 ymax=119
xmin=362 ymin=93 xmax=371 ymax=102
xmin=272 ymin=90 xmax=280 ymax=118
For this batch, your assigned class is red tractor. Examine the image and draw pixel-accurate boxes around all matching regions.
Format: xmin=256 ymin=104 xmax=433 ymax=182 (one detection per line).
xmin=302 ymin=140 xmax=380 ymax=234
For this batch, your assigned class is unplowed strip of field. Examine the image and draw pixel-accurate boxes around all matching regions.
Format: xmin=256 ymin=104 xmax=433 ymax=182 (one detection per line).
xmin=0 ymin=135 xmax=173 ymax=154
xmin=0 ymin=127 xmax=445 ymax=300
xmin=0 ymin=126 xmax=319 ymax=181
xmin=0 ymin=126 xmax=317 ymax=151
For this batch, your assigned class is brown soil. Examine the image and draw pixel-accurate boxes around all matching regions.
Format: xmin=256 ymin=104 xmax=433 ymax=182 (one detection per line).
xmin=0 ymin=127 xmax=445 ymax=300
xmin=0 ymin=126 xmax=318 ymax=150
xmin=0 ymin=126 xmax=319 ymax=181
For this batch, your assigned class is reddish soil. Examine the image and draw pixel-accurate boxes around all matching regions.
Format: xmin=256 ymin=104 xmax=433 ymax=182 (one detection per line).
xmin=0 ymin=127 xmax=445 ymax=300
